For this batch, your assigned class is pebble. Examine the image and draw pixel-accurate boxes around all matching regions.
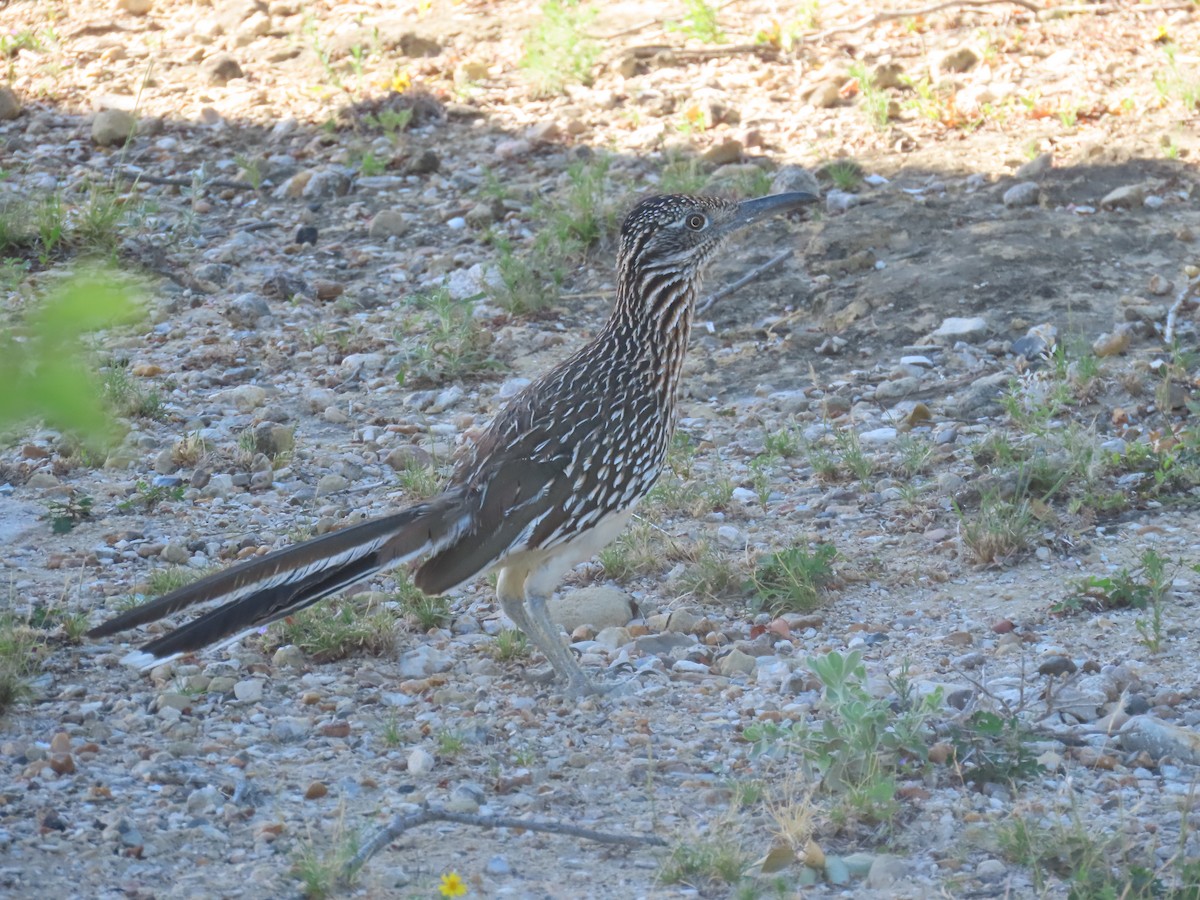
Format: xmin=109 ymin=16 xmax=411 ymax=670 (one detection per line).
xmin=91 ymin=109 xmax=136 ymax=146
xmin=315 ymin=474 xmax=349 ymax=497
xmin=408 ymin=748 xmax=435 ymax=775
xmin=233 ymin=680 xmax=264 ymax=703
xmin=369 ymin=209 xmax=407 ymax=239
xmin=397 ymin=646 xmax=455 ymax=678
xmin=1101 ymin=184 xmax=1144 ymax=208
xmin=929 ymin=316 xmax=988 ymax=343
xmin=0 ymin=86 xmax=21 ymax=120
xmin=1002 ymin=181 xmax=1040 ymax=208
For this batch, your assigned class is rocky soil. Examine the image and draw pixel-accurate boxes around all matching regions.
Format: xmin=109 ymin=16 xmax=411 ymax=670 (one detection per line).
xmin=1 ymin=0 xmax=1200 ymax=897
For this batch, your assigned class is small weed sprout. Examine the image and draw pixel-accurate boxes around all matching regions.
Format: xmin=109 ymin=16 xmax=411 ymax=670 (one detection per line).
xmin=395 ymin=287 xmax=499 ymax=384
xmin=957 ymin=491 xmax=1035 ymax=566
xmin=747 ymin=543 xmax=837 ymax=614
xmin=848 ymin=62 xmax=890 ymax=129
xmin=268 ymin=600 xmax=397 ymax=662
xmin=493 ymin=627 xmax=530 ymax=662
xmin=520 ymin=0 xmax=600 ymax=97
xmin=666 ymin=0 xmax=726 ymax=44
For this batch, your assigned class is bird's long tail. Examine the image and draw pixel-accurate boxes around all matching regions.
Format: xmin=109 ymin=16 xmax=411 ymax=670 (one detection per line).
xmin=87 ymin=491 xmax=472 ymax=668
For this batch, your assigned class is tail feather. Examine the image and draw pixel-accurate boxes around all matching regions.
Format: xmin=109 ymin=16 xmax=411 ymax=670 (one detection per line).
xmin=88 ymin=492 xmax=471 ymax=664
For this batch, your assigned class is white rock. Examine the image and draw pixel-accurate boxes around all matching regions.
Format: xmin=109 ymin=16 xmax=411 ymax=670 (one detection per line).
xmin=859 ymin=427 xmax=898 ymax=444
xmin=930 ymin=316 xmax=988 ymax=343
xmin=397 ymin=645 xmax=454 ymax=678
xmin=408 ymin=747 xmax=435 ymax=775
xmin=233 ymin=679 xmax=264 ymax=703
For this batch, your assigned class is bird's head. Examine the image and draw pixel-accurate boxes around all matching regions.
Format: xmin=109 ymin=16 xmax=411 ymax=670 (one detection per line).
xmin=616 ymin=191 xmax=818 ymax=282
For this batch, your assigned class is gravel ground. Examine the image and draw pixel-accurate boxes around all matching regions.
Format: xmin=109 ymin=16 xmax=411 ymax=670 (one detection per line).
xmin=2 ymin=1 xmax=1200 ymax=897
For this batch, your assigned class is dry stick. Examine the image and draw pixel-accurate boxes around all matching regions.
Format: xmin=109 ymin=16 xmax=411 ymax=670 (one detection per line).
xmin=342 ymin=804 xmax=666 ymax=882
xmin=1164 ymin=276 xmax=1200 ymax=346
xmin=811 ymin=0 xmax=1041 ymax=39
xmin=114 ymin=167 xmax=259 ymax=192
xmin=697 ymin=249 xmax=793 ymax=315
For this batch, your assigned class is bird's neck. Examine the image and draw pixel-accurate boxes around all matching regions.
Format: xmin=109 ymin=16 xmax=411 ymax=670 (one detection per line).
xmin=605 ymin=258 xmax=699 ymax=397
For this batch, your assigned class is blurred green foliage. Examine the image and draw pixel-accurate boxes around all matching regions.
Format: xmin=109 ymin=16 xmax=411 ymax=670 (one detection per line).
xmin=0 ymin=268 xmax=144 ymax=447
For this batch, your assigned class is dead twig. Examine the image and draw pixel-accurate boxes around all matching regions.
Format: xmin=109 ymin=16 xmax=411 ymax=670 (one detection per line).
xmin=115 ymin=167 xmax=260 ymax=192
xmin=1163 ymin=275 xmax=1200 ymax=346
xmin=342 ymin=803 xmax=665 ymax=883
xmin=811 ymin=0 xmax=1040 ymax=39
xmin=697 ymin=249 xmax=793 ymax=315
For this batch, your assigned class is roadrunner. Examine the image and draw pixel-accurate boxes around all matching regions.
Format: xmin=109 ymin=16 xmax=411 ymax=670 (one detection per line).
xmin=89 ymin=191 xmax=817 ymax=694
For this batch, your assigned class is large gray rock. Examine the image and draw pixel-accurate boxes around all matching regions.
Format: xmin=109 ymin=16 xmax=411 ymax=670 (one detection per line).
xmin=550 ymin=586 xmax=635 ymax=632
xmin=0 ymin=86 xmax=21 ymax=120
xmin=1120 ymin=716 xmax=1200 ymax=765
xmin=92 ymin=109 xmax=136 ymax=146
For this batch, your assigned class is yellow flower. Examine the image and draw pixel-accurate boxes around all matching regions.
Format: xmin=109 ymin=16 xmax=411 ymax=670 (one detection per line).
xmin=438 ymin=872 xmax=468 ymax=898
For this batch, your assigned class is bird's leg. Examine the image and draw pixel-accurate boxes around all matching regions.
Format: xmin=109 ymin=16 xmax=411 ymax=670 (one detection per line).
xmin=525 ymin=592 xmax=600 ymax=697
xmin=496 ymin=567 xmax=595 ymax=694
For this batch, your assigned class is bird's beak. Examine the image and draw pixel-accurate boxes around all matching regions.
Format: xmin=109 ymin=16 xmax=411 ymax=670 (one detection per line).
xmin=728 ymin=191 xmax=819 ymax=231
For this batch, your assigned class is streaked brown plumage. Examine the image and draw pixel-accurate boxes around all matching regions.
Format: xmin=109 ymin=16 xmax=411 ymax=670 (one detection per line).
xmin=88 ymin=191 xmax=817 ymax=695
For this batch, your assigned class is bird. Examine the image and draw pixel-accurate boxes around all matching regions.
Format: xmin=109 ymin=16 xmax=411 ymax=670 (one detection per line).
xmin=88 ymin=190 xmax=818 ymax=696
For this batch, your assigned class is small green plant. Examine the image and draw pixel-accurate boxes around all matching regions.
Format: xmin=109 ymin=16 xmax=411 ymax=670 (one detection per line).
xmin=396 ymin=578 xmax=450 ymax=631
xmin=48 ymin=494 xmax=94 ymax=534
xmin=994 ymin=807 xmax=1199 ymax=899
xmin=520 ymin=0 xmax=600 ymax=97
xmin=117 ymin=479 xmax=185 ymax=512
xmin=396 ymin=458 xmax=443 ymax=500
xmin=291 ymin=825 xmax=359 ymax=899
xmin=545 ymin=156 xmax=615 ymax=249
xmin=35 ymin=194 xmax=66 ymax=263
xmin=488 ymin=157 xmax=615 ymax=314
xmin=748 ymin=452 xmax=778 ymax=509
xmin=356 ymin=150 xmax=387 ymax=177
xmin=364 ymin=108 xmax=413 ymax=136
xmin=144 ymin=567 xmax=199 ymax=596
xmin=660 ymin=835 xmax=750 ymax=888
xmin=957 ymin=492 xmax=1035 ymax=565
xmin=395 ymin=288 xmax=499 ymax=384
xmin=659 ymin=152 xmax=708 ymax=194
xmin=1154 ymin=43 xmax=1200 ymax=110
xmin=436 ymin=729 xmax=466 ymax=756
xmin=301 ymin=14 xmax=340 ymax=88
xmin=1057 ymin=549 xmax=1169 ymax=614
xmin=489 ymin=233 xmax=563 ymax=315
xmin=0 ymin=614 xmax=46 ymax=714
xmin=823 ymin=158 xmax=863 ymax=191
xmin=895 ymin=434 xmax=933 ymax=477
xmin=598 ymin=520 xmax=673 ymax=580
xmin=0 ymin=256 xmax=30 ymax=291
xmin=747 ymin=543 xmax=837 ymax=614
xmin=949 ymin=710 xmax=1042 ymax=785
xmin=834 ymin=427 xmax=873 ymax=485
xmin=76 ymin=182 xmax=138 ymax=255
xmin=269 ymin=600 xmax=397 ymax=662
xmin=103 ymin=359 xmax=164 ymax=420
xmin=492 ymin=627 xmax=531 ymax=662
xmin=678 ymin=540 xmax=743 ymax=600
xmin=233 ymin=154 xmax=265 ymax=190
xmin=762 ymin=424 xmax=801 ymax=459
xmin=666 ymin=0 xmax=726 ymax=43
xmin=743 ymin=650 xmax=939 ymax=825
xmin=380 ymin=715 xmax=403 ymax=748
xmin=848 ymin=61 xmax=890 ymax=129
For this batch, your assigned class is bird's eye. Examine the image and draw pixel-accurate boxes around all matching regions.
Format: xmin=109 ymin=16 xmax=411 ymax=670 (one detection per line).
xmin=686 ymin=213 xmax=707 ymax=231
